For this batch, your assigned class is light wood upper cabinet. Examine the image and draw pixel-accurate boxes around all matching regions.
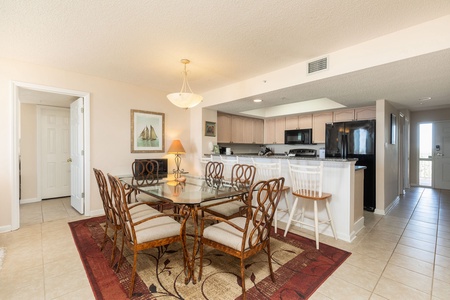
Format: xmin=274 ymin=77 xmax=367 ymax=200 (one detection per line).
xmin=264 ymin=117 xmax=285 ymax=144
xmin=333 ymin=109 xmax=355 ymax=122
xmin=217 ymin=113 xmax=232 ymax=143
xmin=312 ymin=112 xmax=332 ymax=144
xmin=298 ymin=114 xmax=313 ymax=129
xmin=355 ymin=106 xmax=376 ymax=120
xmin=332 ymin=106 xmax=376 ymax=122
xmin=231 ymin=115 xmax=244 ymax=143
xmin=285 ymin=115 xmax=299 ymax=130
xmin=242 ymin=117 xmax=254 ymax=144
xmin=218 ymin=113 xmax=264 ymax=144
xmin=275 ymin=117 xmax=286 ymax=144
xmin=252 ymin=118 xmax=264 ymax=144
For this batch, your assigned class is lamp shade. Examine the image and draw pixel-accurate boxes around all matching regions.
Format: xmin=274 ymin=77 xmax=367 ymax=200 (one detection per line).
xmin=167 ymin=140 xmax=186 ymax=154
xmin=167 ymin=59 xmax=203 ymax=109
xmin=167 ymin=92 xmax=203 ymax=109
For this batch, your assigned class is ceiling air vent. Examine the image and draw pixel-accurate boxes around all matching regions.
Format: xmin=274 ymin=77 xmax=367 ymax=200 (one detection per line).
xmin=308 ymin=57 xmax=328 ymax=74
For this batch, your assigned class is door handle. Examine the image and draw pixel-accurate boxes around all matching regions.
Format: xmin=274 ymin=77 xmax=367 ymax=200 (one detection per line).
xmin=67 ymin=158 xmax=72 ymax=162
xmin=436 ymin=153 xmax=444 ymax=157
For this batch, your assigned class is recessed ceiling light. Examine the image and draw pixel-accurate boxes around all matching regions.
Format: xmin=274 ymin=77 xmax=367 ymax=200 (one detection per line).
xmin=253 ymin=99 xmax=263 ymax=103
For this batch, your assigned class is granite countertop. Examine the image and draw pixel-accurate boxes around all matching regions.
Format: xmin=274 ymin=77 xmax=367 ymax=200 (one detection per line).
xmin=208 ymin=153 xmax=358 ymax=162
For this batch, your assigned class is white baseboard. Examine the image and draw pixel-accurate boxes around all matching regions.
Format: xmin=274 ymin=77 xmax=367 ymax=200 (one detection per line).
xmin=20 ymin=198 xmax=40 ymax=204
xmin=89 ymin=209 xmax=105 ymax=217
xmin=0 ymin=225 xmax=12 ymax=233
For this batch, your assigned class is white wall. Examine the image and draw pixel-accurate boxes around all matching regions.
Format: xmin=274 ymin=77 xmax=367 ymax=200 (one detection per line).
xmin=0 ymin=57 xmax=191 ymax=229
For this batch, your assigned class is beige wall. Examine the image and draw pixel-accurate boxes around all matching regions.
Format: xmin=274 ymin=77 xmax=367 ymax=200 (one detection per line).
xmin=19 ymin=104 xmax=38 ymax=201
xmin=375 ymin=99 xmax=400 ymax=214
xmin=410 ymin=108 xmax=450 ymax=185
xmin=0 ymin=57 xmax=193 ymax=229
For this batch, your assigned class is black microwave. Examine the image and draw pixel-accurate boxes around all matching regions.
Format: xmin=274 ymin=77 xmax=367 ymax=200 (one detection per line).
xmin=284 ymin=128 xmax=312 ymax=144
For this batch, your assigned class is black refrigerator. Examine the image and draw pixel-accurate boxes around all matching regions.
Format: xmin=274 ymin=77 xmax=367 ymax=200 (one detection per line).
xmin=325 ymin=120 xmax=376 ymax=211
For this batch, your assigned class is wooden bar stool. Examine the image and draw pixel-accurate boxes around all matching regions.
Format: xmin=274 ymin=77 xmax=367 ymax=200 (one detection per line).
xmin=284 ymin=160 xmax=337 ymax=249
xmin=252 ymin=158 xmax=291 ymax=233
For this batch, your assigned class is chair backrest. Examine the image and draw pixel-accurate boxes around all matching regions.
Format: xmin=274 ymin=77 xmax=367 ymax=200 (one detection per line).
xmin=230 ymin=164 xmax=256 ymax=189
xmin=93 ymin=168 xmax=119 ymax=226
xmin=107 ymin=173 xmax=136 ymax=243
xmin=204 ymin=161 xmax=224 ymax=187
xmin=243 ymin=177 xmax=285 ymax=250
xmin=288 ymin=161 xmax=324 ymax=197
xmin=252 ymin=159 xmax=282 ymax=181
xmin=131 ymin=159 xmax=160 ymax=186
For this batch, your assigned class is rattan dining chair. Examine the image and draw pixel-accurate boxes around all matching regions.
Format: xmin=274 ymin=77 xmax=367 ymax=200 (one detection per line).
xmin=108 ymin=174 xmax=186 ymax=298
xmin=202 ymin=164 xmax=256 ymax=220
xmin=203 ymin=161 xmax=224 ymax=188
xmin=284 ymin=161 xmax=337 ymax=249
xmin=130 ymin=159 xmax=165 ymax=211
xmin=199 ymin=177 xmax=285 ymax=300
xmin=93 ymin=168 xmax=121 ymax=267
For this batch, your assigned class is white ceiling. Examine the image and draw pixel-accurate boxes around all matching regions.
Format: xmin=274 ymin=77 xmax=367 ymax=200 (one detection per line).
xmin=2 ymin=1 xmax=450 ymax=113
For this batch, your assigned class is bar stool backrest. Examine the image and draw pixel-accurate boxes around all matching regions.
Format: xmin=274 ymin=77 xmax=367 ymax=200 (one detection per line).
xmin=288 ymin=161 xmax=324 ymax=198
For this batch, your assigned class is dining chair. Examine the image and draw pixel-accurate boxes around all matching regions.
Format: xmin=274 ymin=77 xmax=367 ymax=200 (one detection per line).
xmin=130 ymin=159 xmax=165 ymax=211
xmin=93 ymin=168 xmax=121 ymax=267
xmin=284 ymin=160 xmax=337 ymax=249
xmin=199 ymin=177 xmax=285 ymax=299
xmin=203 ymin=161 xmax=224 ymax=188
xmin=202 ymin=164 xmax=256 ymax=220
xmin=251 ymin=158 xmax=291 ymax=233
xmin=107 ymin=174 xmax=186 ymax=298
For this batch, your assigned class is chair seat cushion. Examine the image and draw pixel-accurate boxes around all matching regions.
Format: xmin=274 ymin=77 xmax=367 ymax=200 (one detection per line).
xmin=127 ymin=203 xmax=161 ymax=219
xmin=203 ymin=217 xmax=254 ymax=251
xmin=130 ymin=214 xmax=180 ymax=244
xmin=205 ymin=201 xmax=245 ymax=218
xmin=136 ymin=193 xmax=161 ymax=204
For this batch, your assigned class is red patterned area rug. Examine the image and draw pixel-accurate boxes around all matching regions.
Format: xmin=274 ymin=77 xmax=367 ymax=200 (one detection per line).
xmin=69 ymin=216 xmax=350 ymax=300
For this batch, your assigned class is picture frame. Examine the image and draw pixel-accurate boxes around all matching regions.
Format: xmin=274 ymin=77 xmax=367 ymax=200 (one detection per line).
xmin=130 ymin=109 xmax=165 ymax=153
xmin=205 ymin=121 xmax=216 ymax=137
xmin=390 ymin=113 xmax=396 ymax=145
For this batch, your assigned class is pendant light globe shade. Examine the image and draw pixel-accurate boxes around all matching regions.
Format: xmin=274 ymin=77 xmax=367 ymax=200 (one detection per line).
xmin=167 ymin=92 xmax=203 ymax=109
xmin=167 ymin=59 xmax=203 ymax=109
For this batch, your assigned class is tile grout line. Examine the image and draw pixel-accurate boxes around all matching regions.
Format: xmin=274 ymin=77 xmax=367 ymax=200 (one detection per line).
xmin=368 ymin=188 xmax=431 ymax=299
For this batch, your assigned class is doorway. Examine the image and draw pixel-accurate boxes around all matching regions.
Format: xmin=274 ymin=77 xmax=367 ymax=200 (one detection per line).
xmin=11 ymin=81 xmax=91 ymax=230
xmin=418 ymin=123 xmax=433 ymax=186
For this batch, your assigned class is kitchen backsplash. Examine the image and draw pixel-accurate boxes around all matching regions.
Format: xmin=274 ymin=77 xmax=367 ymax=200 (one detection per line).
xmin=217 ymin=143 xmax=325 ymax=155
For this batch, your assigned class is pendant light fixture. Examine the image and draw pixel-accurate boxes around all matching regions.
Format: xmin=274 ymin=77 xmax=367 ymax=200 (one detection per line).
xmin=167 ymin=59 xmax=203 ymax=109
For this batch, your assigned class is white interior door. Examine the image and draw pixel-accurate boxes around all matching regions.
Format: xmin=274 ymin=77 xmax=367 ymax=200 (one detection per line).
xmin=40 ymin=107 xmax=71 ymax=199
xmin=434 ymin=120 xmax=450 ymax=190
xmin=70 ymin=98 xmax=84 ymax=213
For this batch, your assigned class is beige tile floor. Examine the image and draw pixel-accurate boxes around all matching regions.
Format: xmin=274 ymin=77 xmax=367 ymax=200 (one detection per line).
xmin=1 ymin=187 xmax=449 ymax=299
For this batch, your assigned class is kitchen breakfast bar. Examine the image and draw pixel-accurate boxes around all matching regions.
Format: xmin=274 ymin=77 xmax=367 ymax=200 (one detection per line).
xmin=209 ymin=154 xmax=366 ymax=243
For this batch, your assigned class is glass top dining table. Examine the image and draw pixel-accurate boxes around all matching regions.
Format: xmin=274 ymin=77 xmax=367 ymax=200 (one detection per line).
xmin=119 ymin=175 xmax=249 ymax=284
xmin=119 ymin=175 xmax=248 ymax=206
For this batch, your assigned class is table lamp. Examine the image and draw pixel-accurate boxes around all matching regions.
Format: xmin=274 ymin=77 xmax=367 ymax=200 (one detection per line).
xmin=167 ymin=139 xmax=186 ymax=179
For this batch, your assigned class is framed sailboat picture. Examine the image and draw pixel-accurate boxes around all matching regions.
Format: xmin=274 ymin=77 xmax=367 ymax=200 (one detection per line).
xmin=130 ymin=109 xmax=165 ymax=153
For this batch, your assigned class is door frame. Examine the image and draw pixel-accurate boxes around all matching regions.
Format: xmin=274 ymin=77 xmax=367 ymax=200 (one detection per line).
xmin=11 ymin=81 xmax=91 ymax=230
